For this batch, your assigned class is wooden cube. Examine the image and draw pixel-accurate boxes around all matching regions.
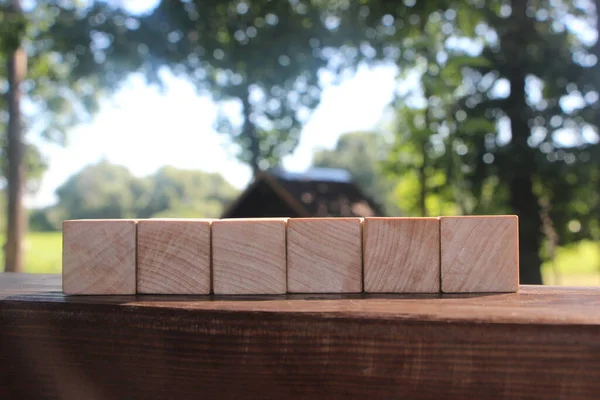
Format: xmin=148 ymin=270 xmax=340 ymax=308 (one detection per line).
xmin=287 ymin=218 xmax=362 ymax=293
xmin=137 ymin=219 xmax=212 ymax=294
xmin=62 ymin=219 xmax=136 ymax=295
xmin=212 ymin=218 xmax=287 ymax=295
xmin=363 ymin=217 xmax=440 ymax=293
xmin=440 ymin=215 xmax=519 ymax=293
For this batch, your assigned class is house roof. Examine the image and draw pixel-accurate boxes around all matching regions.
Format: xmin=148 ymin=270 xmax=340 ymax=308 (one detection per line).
xmin=221 ymin=169 xmax=385 ymax=218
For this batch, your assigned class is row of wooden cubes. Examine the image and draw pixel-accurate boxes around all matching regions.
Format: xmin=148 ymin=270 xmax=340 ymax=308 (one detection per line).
xmin=62 ymin=216 xmax=519 ymax=295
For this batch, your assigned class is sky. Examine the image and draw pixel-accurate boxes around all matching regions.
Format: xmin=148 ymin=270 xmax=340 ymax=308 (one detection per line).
xmin=27 ymin=63 xmax=398 ymax=208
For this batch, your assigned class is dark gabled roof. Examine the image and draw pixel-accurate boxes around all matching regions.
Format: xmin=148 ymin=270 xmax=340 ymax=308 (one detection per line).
xmin=221 ymin=170 xmax=385 ymax=218
xmin=271 ymin=174 xmax=384 ymax=217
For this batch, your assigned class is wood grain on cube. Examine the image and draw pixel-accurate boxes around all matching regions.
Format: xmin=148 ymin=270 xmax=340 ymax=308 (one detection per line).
xmin=137 ymin=219 xmax=212 ymax=294
xmin=441 ymin=215 xmax=519 ymax=293
xmin=62 ymin=219 xmax=136 ymax=295
xmin=212 ymin=218 xmax=287 ymax=295
xmin=363 ymin=217 xmax=440 ymax=293
xmin=287 ymin=218 xmax=362 ymax=293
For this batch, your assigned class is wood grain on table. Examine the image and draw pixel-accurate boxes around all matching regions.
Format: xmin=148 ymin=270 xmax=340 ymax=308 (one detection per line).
xmin=1 ymin=274 xmax=600 ymax=400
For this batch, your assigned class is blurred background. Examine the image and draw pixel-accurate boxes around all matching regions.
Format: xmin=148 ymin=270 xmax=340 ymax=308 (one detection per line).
xmin=0 ymin=0 xmax=599 ymax=285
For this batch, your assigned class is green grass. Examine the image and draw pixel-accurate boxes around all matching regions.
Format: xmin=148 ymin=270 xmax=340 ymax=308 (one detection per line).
xmin=1 ymin=231 xmax=599 ymax=286
xmin=541 ymin=273 xmax=600 ymax=286
xmin=25 ymin=231 xmax=63 ymax=273
xmin=541 ymin=240 xmax=600 ymax=286
xmin=0 ymin=231 xmax=62 ymax=274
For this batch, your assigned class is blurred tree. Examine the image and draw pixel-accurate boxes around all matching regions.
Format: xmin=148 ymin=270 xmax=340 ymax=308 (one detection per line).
xmin=133 ymin=0 xmax=345 ymax=174
xmin=137 ymin=165 xmax=238 ymax=218
xmin=312 ymin=131 xmax=398 ymax=215
xmin=448 ymin=0 xmax=598 ymax=283
xmin=0 ymin=144 xmax=48 ymax=233
xmin=591 ymin=0 xmax=600 ymax=276
xmin=351 ymin=0 xmax=598 ymax=283
xmin=54 ymin=160 xmax=140 ymax=220
xmin=384 ymin=105 xmax=463 ymax=218
xmin=381 ymin=8 xmax=485 ymax=218
xmin=0 ymin=141 xmax=48 ymax=191
xmin=48 ymin=162 xmax=238 ymax=225
xmin=0 ymin=1 xmax=147 ymax=271
xmin=2 ymin=0 xmax=27 ymax=272
xmin=28 ymin=204 xmax=61 ymax=232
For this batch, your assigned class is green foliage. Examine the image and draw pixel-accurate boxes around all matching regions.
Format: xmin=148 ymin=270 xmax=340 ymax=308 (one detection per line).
xmin=0 ymin=2 xmax=27 ymax=52
xmin=351 ymin=0 xmax=600 ymax=282
xmin=0 ymin=2 xmax=146 ymax=144
xmin=379 ymin=6 xmax=482 ymax=217
xmin=137 ymin=165 xmax=239 ymax=218
xmin=150 ymin=201 xmax=224 ymax=219
xmin=41 ymin=161 xmax=239 ymax=226
xmin=0 ymin=1 xmax=150 ymax=260
xmin=1 ymin=0 xmax=597 ymax=283
xmin=312 ymin=131 xmax=398 ymax=215
xmin=55 ymin=160 xmax=139 ymax=220
xmin=445 ymin=0 xmax=598 ymax=282
xmin=389 ymin=170 xmax=459 ymax=217
xmin=0 ymin=136 xmax=48 ymax=198
xmin=133 ymin=0 xmax=342 ymax=171
xmin=28 ymin=206 xmax=56 ymax=232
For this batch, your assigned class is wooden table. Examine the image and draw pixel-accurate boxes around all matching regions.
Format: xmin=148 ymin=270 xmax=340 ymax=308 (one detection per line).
xmin=1 ymin=274 xmax=599 ymax=399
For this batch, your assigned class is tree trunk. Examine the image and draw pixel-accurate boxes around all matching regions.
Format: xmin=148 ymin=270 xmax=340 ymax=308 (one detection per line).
xmin=593 ymin=0 xmax=600 ymax=281
xmin=594 ymin=0 xmax=600 ymax=103
xmin=592 ymin=0 xmax=600 ymax=282
xmin=242 ymin=87 xmax=260 ymax=177
xmin=418 ymin=154 xmax=427 ymax=217
xmin=593 ymin=0 xmax=600 ymax=61
xmin=420 ymin=78 xmax=431 ymax=218
xmin=4 ymin=0 xmax=27 ymax=273
xmin=507 ymin=0 xmax=543 ymax=284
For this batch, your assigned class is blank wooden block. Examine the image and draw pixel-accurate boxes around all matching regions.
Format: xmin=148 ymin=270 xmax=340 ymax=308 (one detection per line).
xmin=441 ymin=215 xmax=519 ymax=293
xmin=137 ymin=219 xmax=212 ymax=294
xmin=363 ymin=217 xmax=440 ymax=293
xmin=212 ymin=218 xmax=287 ymax=295
xmin=63 ymin=219 xmax=136 ymax=295
xmin=287 ymin=218 xmax=362 ymax=293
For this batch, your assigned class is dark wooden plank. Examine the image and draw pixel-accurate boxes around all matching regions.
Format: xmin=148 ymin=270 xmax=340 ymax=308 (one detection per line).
xmin=3 ymin=273 xmax=600 ymax=325
xmin=0 ymin=273 xmax=61 ymax=299
xmin=1 ymin=273 xmax=600 ymax=399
